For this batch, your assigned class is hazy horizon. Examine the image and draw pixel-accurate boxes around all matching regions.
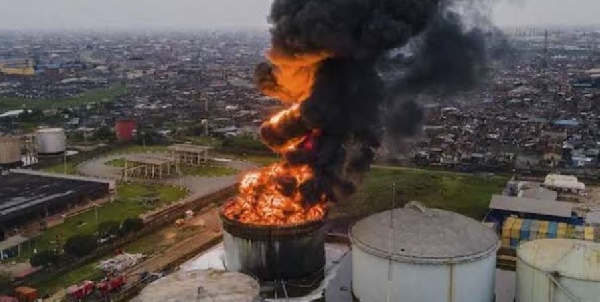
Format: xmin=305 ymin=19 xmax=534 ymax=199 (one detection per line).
xmin=0 ymin=0 xmax=598 ymax=31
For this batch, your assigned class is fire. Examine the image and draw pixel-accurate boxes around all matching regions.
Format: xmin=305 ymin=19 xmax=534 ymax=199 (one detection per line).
xmin=222 ymin=49 xmax=331 ymax=226
xmin=223 ymin=163 xmax=327 ymax=225
xmin=260 ymin=49 xmax=331 ymax=104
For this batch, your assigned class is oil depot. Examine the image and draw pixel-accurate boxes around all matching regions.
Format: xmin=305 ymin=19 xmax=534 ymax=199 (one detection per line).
xmin=350 ymin=203 xmax=499 ymax=302
xmin=134 ymin=202 xmax=600 ymax=302
xmin=0 ymin=136 xmax=22 ymax=169
xmin=36 ymin=128 xmax=66 ymax=156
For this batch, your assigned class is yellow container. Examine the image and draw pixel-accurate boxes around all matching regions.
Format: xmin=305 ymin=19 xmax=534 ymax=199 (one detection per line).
xmin=501 ymin=237 xmax=511 ymax=247
xmin=585 ymin=227 xmax=594 ymax=241
xmin=538 ymin=221 xmax=549 ymax=239
xmin=511 ymin=218 xmax=523 ymax=239
xmin=557 ymin=222 xmax=567 ymax=238
xmin=502 ymin=217 xmax=516 ymax=238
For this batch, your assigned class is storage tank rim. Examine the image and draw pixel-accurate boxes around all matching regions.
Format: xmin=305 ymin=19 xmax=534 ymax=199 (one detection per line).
xmin=517 ymin=254 xmax=600 ymax=283
xmin=350 ymin=233 xmax=498 ymax=264
xmin=517 ymin=239 xmax=600 ymax=282
xmin=349 ymin=207 xmax=499 ymax=262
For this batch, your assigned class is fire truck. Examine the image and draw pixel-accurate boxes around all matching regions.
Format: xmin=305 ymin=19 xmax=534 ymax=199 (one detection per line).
xmin=96 ymin=275 xmax=126 ymax=297
xmin=66 ymin=280 xmax=94 ymax=301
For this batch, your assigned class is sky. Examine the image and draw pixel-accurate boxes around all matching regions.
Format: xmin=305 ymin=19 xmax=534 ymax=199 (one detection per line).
xmin=0 ymin=0 xmax=598 ymax=31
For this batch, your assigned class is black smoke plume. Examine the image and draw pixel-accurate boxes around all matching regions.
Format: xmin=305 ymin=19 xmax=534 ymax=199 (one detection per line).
xmin=405 ymin=10 xmax=487 ymax=93
xmin=256 ymin=0 xmax=492 ymax=204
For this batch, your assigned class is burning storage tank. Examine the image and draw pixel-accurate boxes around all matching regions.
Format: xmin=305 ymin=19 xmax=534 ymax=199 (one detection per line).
xmin=115 ymin=119 xmax=137 ymax=143
xmin=516 ymin=239 xmax=600 ymax=302
xmin=133 ymin=269 xmax=259 ymax=302
xmin=350 ymin=203 xmax=499 ymax=302
xmin=220 ymin=210 xmax=326 ymax=282
xmin=0 ymin=136 xmax=22 ymax=167
xmin=36 ymin=128 xmax=66 ymax=155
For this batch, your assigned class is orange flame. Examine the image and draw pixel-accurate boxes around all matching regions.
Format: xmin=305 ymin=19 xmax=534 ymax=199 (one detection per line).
xmin=223 ymin=49 xmax=331 ymax=226
xmin=222 ymin=163 xmax=327 ymax=225
xmin=261 ymin=49 xmax=331 ymax=104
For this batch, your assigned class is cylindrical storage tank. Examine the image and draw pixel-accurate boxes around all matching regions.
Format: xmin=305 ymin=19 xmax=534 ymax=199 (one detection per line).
xmin=36 ymin=128 xmax=66 ymax=155
xmin=115 ymin=119 xmax=137 ymax=143
xmin=0 ymin=136 xmax=22 ymax=166
xmin=219 ymin=210 xmax=326 ymax=282
xmin=350 ymin=203 xmax=499 ymax=302
xmin=133 ymin=269 xmax=259 ymax=302
xmin=516 ymin=239 xmax=600 ymax=302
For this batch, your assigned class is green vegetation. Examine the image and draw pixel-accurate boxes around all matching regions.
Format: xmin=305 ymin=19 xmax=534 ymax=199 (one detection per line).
xmin=42 ymin=162 xmax=79 ymax=175
xmin=18 ymin=183 xmax=187 ymax=261
xmin=333 ymin=166 xmax=508 ymax=220
xmin=121 ymin=217 xmax=144 ymax=234
xmin=0 ymin=85 xmax=127 ymax=112
xmin=221 ymin=134 xmax=271 ymax=153
xmin=30 ymin=250 xmax=62 ymax=267
xmin=106 ymin=158 xmax=126 ymax=167
xmin=108 ymin=145 xmax=170 ymax=156
xmin=64 ymin=235 xmax=98 ymax=258
xmin=29 ymin=261 xmax=102 ymax=298
xmin=180 ymin=164 xmax=238 ymax=177
xmin=179 ymin=136 xmax=222 ymax=147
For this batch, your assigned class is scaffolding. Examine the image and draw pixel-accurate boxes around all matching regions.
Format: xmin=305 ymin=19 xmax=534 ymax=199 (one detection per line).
xmin=123 ymin=155 xmax=178 ymax=181
xmin=168 ymin=144 xmax=212 ymax=166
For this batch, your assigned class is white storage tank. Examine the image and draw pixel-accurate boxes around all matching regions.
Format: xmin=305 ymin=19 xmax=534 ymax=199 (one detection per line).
xmin=0 ymin=136 xmax=22 ymax=165
xmin=350 ymin=203 xmax=498 ymax=302
xmin=36 ymin=128 xmax=66 ymax=155
xmin=133 ymin=269 xmax=260 ymax=302
xmin=517 ymin=239 xmax=600 ymax=302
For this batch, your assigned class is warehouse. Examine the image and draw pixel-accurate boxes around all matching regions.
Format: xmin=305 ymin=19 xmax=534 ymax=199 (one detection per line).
xmin=486 ymin=195 xmax=581 ymax=224
xmin=0 ymin=170 xmax=111 ymax=240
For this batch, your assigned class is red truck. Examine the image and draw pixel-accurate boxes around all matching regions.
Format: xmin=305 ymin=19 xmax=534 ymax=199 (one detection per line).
xmin=96 ymin=275 xmax=126 ymax=296
xmin=66 ymin=280 xmax=94 ymax=301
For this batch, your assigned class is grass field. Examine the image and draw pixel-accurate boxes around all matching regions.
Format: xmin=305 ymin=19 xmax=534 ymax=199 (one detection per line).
xmin=332 ymin=166 xmax=508 ymax=221
xmin=0 ymin=85 xmax=127 ymax=112
xmin=18 ymin=183 xmax=187 ymax=261
xmin=41 ymin=162 xmax=79 ymax=175
xmin=28 ymin=262 xmax=102 ymax=298
xmin=108 ymin=145 xmax=170 ymax=156
xmin=106 ymin=158 xmax=126 ymax=167
xmin=180 ymin=164 xmax=238 ymax=177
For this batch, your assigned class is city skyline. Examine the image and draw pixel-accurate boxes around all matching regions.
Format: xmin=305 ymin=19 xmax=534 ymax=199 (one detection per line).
xmin=0 ymin=0 xmax=598 ymax=31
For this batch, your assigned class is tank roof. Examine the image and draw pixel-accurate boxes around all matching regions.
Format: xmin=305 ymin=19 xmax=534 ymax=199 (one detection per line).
xmin=36 ymin=128 xmax=64 ymax=133
xmin=133 ymin=269 xmax=259 ymax=302
xmin=518 ymin=239 xmax=600 ymax=281
xmin=350 ymin=203 xmax=498 ymax=264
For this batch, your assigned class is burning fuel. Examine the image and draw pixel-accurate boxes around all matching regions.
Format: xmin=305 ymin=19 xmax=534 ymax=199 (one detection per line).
xmin=224 ymin=0 xmax=487 ymax=225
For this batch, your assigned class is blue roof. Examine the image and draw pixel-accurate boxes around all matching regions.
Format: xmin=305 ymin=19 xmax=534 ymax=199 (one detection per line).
xmin=554 ymin=119 xmax=579 ymax=126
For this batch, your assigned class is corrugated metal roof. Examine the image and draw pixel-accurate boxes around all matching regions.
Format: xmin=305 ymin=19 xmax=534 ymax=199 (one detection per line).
xmin=349 ymin=203 xmax=498 ymax=264
xmin=518 ymin=239 xmax=600 ymax=281
xmin=489 ymin=195 xmax=573 ymax=218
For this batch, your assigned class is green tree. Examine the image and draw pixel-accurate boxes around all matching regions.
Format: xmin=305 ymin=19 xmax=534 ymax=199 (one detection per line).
xmin=64 ymin=235 xmax=98 ymax=258
xmin=97 ymin=221 xmax=121 ymax=238
xmin=30 ymin=250 xmax=62 ymax=267
xmin=0 ymin=271 xmax=11 ymax=295
xmin=121 ymin=218 xmax=144 ymax=234
xmin=94 ymin=126 xmax=115 ymax=142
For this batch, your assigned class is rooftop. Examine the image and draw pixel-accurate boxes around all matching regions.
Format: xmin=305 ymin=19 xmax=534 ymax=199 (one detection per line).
xmin=489 ymin=195 xmax=573 ymax=218
xmin=350 ymin=203 xmax=498 ymax=263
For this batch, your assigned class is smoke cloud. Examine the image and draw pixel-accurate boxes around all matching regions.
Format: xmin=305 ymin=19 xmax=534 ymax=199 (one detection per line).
xmin=256 ymin=0 xmax=496 ymax=204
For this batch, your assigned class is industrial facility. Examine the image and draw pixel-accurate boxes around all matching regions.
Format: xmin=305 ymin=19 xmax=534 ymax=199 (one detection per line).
xmin=132 ymin=202 xmax=600 ymax=302
xmin=122 ymin=154 xmax=178 ymax=181
xmin=35 ymin=128 xmax=66 ymax=156
xmin=0 ymin=136 xmax=22 ymax=169
xmin=168 ymin=144 xmax=211 ymax=166
xmin=0 ymin=170 xmax=114 ymax=241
